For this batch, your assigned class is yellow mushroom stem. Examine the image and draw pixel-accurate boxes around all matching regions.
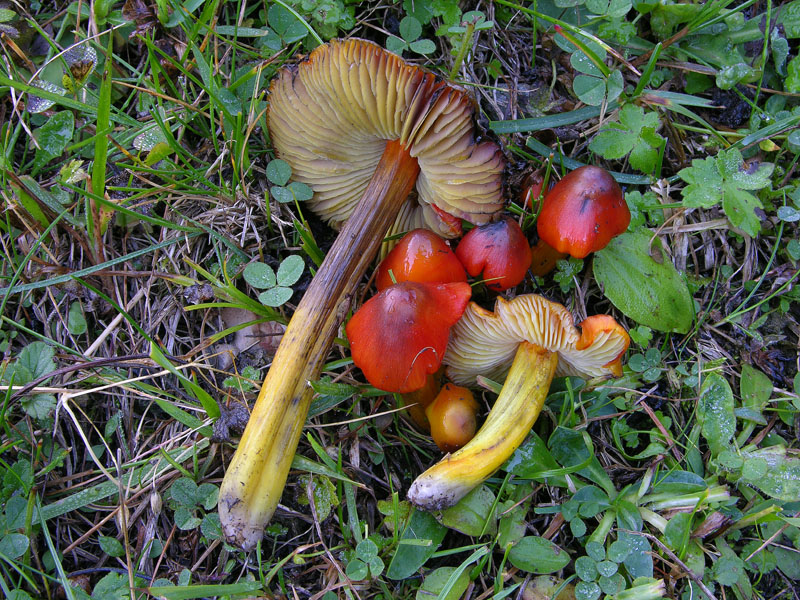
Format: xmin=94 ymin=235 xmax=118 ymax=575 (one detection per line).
xmin=219 ymin=139 xmax=420 ymax=550
xmin=407 ymin=341 xmax=558 ymax=511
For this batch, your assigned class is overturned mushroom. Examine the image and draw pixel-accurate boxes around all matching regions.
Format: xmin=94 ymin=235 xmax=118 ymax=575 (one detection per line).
xmin=408 ymin=295 xmax=629 ymax=510
xmin=219 ymin=39 xmax=504 ymax=549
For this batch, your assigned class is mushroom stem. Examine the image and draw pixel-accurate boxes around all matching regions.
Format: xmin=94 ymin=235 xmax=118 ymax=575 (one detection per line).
xmin=529 ymin=238 xmax=568 ymax=277
xmin=407 ymin=341 xmax=558 ymax=511
xmin=219 ymin=139 xmax=420 ymax=550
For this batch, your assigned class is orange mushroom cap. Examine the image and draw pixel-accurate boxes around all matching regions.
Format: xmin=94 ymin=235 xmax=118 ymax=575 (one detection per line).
xmin=426 ymin=383 xmax=478 ymax=453
xmin=346 ymin=282 xmax=472 ymax=393
xmin=375 ymin=229 xmax=467 ymax=291
xmin=537 ymin=166 xmax=630 ymax=259
xmin=455 ymin=217 xmax=532 ymax=291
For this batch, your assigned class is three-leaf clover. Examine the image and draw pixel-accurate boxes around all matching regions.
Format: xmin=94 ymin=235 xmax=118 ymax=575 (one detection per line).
xmin=345 ymin=538 xmax=384 ymax=581
xmin=244 ymin=255 xmax=305 ymax=307
xmin=589 ymin=104 xmax=666 ymax=175
xmin=628 ymin=348 xmax=663 ymax=382
xmin=556 ymin=36 xmax=623 ymax=107
xmin=678 ymin=147 xmax=774 ymax=237
xmin=266 ymin=159 xmax=313 ymax=204
xmin=386 ymin=16 xmax=436 ymax=55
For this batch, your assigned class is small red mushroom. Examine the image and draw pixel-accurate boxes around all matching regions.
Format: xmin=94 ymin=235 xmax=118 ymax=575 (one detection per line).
xmin=455 ymin=217 xmax=532 ymax=292
xmin=345 ymin=281 xmax=472 ymax=394
xmin=530 ymin=166 xmax=630 ymax=276
xmin=375 ymin=229 xmax=467 ymax=291
xmin=426 ymin=383 xmax=479 ymax=452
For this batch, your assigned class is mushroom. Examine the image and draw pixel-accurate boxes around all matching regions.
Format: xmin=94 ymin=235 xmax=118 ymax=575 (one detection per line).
xmin=407 ymin=295 xmax=629 ymax=510
xmin=426 ymin=383 xmax=478 ymax=452
xmin=455 ymin=216 xmax=532 ymax=291
xmin=345 ymin=281 xmax=472 ymax=394
xmin=219 ymin=39 xmax=504 ymax=549
xmin=375 ymin=229 xmax=467 ymax=291
xmin=529 ymin=166 xmax=630 ymax=276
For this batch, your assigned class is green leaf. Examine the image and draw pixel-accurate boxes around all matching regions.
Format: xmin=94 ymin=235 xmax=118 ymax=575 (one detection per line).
xmin=787 ymin=55 xmax=800 ymax=93
xmin=271 ymin=185 xmax=295 ymax=204
xmin=712 ymin=553 xmax=746 ymax=586
xmin=740 ymin=364 xmax=772 ymax=413
xmin=738 ymin=446 xmax=800 ymax=501
xmin=92 ymin=572 xmax=131 ymax=600
xmin=99 ymin=535 xmax=125 ymax=557
xmin=508 ymin=536 xmax=570 ymax=574
xmin=297 ymin=474 xmax=339 ymax=520
xmin=276 ymin=255 xmax=304 ymax=287
xmin=171 ymin=477 xmax=200 ymax=507
xmin=663 ymin=512 xmax=692 ymax=552
xmin=17 ymin=341 xmax=57 ymax=380
xmin=266 ymin=159 xmax=292 ymax=186
xmin=21 ymin=393 xmax=56 ymax=419
xmin=573 ymin=74 xmax=607 ymax=106
xmin=410 ymin=39 xmax=436 ymax=55
xmin=386 ymin=509 xmax=447 ymax=580
xmin=243 ymin=262 xmax=277 ymax=289
xmin=593 ymin=229 xmax=694 ymax=333
xmin=258 ymin=286 xmax=293 ymax=307
xmin=440 ymin=485 xmax=496 ymax=537
xmin=0 ymin=533 xmax=29 ymax=559
xmin=679 ymin=148 xmax=772 ymax=235
xmin=346 ymin=558 xmax=370 ymax=581
xmin=697 ymin=373 xmax=735 ymax=455
xmin=287 ymin=181 xmax=313 ymax=201
xmin=68 ymin=301 xmax=87 ymax=335
xmin=33 ymin=110 xmax=74 ymax=174
xmin=575 ymin=581 xmax=601 ymax=600
xmin=416 ymin=567 xmax=470 ymax=600
xmin=590 ymin=104 xmax=664 ymax=174
xmin=399 ymin=15 xmax=421 ymax=41
xmin=386 ymin=36 xmax=408 ymax=55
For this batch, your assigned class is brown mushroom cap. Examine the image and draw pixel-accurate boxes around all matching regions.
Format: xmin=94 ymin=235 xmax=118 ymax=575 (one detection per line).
xmin=268 ymin=39 xmax=505 ymax=236
xmin=445 ymin=295 xmax=630 ymax=385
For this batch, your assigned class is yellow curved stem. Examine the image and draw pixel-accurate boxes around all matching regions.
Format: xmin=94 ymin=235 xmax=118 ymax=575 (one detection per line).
xmin=408 ymin=341 xmax=558 ymax=511
xmin=219 ymin=140 xmax=419 ymax=549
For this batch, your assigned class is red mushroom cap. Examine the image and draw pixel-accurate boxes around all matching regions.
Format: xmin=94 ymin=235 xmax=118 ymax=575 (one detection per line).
xmin=455 ymin=217 xmax=532 ymax=291
xmin=346 ymin=282 xmax=472 ymax=393
xmin=375 ymin=229 xmax=467 ymax=291
xmin=537 ymin=166 xmax=630 ymax=259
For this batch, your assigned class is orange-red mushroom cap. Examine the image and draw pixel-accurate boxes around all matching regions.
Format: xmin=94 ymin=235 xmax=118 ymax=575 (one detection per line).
xmin=537 ymin=166 xmax=630 ymax=259
xmin=456 ymin=217 xmax=532 ymax=291
xmin=376 ymin=229 xmax=467 ymax=291
xmin=346 ymin=282 xmax=472 ymax=393
xmin=426 ymin=383 xmax=478 ymax=453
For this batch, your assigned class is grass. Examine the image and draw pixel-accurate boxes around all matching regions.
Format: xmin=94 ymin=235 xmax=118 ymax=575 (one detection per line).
xmin=1 ymin=0 xmax=799 ymax=599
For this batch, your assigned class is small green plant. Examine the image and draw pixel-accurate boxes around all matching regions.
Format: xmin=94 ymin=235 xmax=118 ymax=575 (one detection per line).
xmin=553 ymin=257 xmax=583 ymax=293
xmin=243 ymin=255 xmax=305 ymax=307
xmin=386 ymin=16 xmax=436 ymax=56
xmin=169 ymin=477 xmax=220 ymax=534
xmin=628 ymin=348 xmax=663 ymax=383
xmin=297 ymin=473 xmax=339 ymax=520
xmin=345 ymin=538 xmax=385 ymax=581
xmin=589 ymin=104 xmax=666 ymax=175
xmin=2 ymin=341 xmax=57 ymax=419
xmin=222 ymin=365 xmax=260 ymax=392
xmin=678 ymin=147 xmax=773 ymax=238
xmin=266 ymin=159 xmax=313 ymax=204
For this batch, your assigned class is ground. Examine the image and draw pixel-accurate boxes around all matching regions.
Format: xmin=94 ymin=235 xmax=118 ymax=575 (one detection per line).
xmin=1 ymin=1 xmax=799 ymax=600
